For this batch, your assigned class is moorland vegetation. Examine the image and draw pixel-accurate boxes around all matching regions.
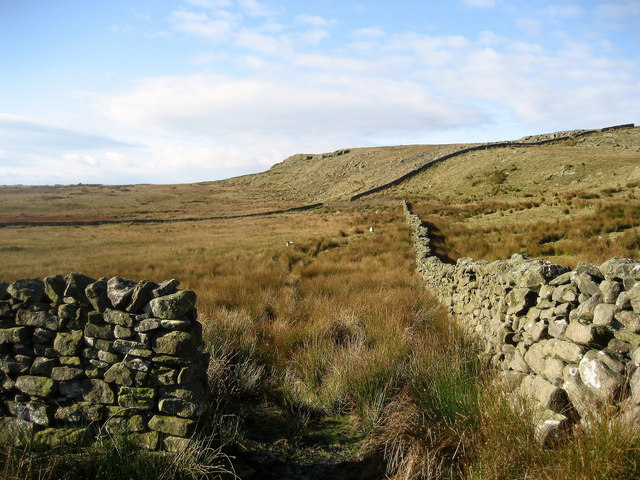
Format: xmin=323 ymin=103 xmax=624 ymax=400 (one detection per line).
xmin=1 ymin=126 xmax=640 ymax=479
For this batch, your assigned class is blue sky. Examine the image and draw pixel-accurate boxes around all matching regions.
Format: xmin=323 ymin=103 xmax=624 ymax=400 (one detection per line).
xmin=1 ymin=0 xmax=639 ymax=185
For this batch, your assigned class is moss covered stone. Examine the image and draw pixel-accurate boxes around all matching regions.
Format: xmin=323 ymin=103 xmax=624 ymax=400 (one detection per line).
xmin=53 ymin=330 xmax=83 ymax=356
xmin=148 ymin=415 xmax=196 ymax=437
xmin=15 ymin=375 xmax=56 ymax=397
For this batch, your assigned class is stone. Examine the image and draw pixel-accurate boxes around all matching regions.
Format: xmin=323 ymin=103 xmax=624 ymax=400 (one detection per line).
xmin=43 ymin=275 xmax=66 ymax=305
xmin=104 ymin=309 xmax=135 ymax=328
xmin=30 ymin=357 xmax=57 ymax=376
xmin=104 ymin=363 xmax=135 ymax=387
xmin=0 ymin=327 xmax=29 ymax=344
xmin=0 ymin=417 xmax=37 ymax=446
xmin=548 ymin=339 xmax=584 ymax=363
xmin=84 ymin=320 xmax=114 ymax=340
xmin=16 ymin=307 xmax=58 ymax=330
xmin=96 ymin=349 xmax=120 ymax=364
xmin=573 ymin=293 xmax=602 ymax=321
xmin=158 ymin=398 xmax=202 ymax=418
xmin=565 ymin=322 xmax=610 ymax=347
xmin=0 ymin=281 xmax=9 ymax=301
xmin=177 ymin=365 xmax=201 ymax=385
xmin=600 ymin=279 xmax=623 ymax=304
xmin=125 ymin=357 xmax=151 ymax=372
xmin=520 ymin=374 xmax=569 ymax=412
xmin=59 ymin=355 xmax=82 ymax=366
xmin=7 ymin=401 xmax=52 ymax=426
xmin=146 ymin=290 xmax=197 ymax=320
xmin=107 ymin=277 xmax=137 ymax=310
xmin=15 ymin=375 xmax=56 ymax=397
xmin=128 ymin=431 xmax=160 ymax=450
xmin=113 ymin=339 xmax=152 ymax=357
xmin=552 ymin=284 xmax=578 ymax=303
xmin=548 ymin=319 xmax=568 ymax=338
xmin=57 ymin=303 xmax=78 ymax=325
xmin=616 ymin=311 xmax=640 ymax=333
xmin=633 ymin=347 xmax=640 ymax=366
xmin=8 ymin=278 xmax=47 ymax=304
xmin=53 ymin=330 xmax=83 ymax=356
xmin=81 ymin=378 xmax=115 ymax=404
xmin=563 ymin=364 xmax=600 ymax=418
xmin=550 ymin=272 xmax=572 ymax=286
xmin=578 ymin=350 xmax=625 ymax=402
xmin=574 ymin=272 xmax=601 ymax=296
xmin=614 ymin=329 xmax=640 ymax=347
xmin=105 ymin=414 xmax=146 ymax=434
xmin=148 ymin=415 xmax=196 ymax=437
xmin=55 ymin=402 xmax=104 ymax=424
xmin=59 ymin=380 xmax=83 ymax=397
xmin=85 ymin=280 xmax=110 ymax=312
xmin=1 ymin=355 xmax=33 ymax=376
xmin=58 ymin=357 xmax=82 ymax=367
xmin=51 ymin=366 xmax=84 ymax=381
xmin=114 ymin=325 xmax=134 ymax=339
xmin=630 ymin=283 xmax=640 ymax=313
xmin=118 ymin=386 xmax=156 ymax=409
xmin=34 ymin=427 xmax=91 ymax=447
xmin=575 ymin=263 xmax=604 ymax=280
xmin=152 ymin=331 xmax=197 ymax=356
xmin=592 ymin=304 xmax=618 ymax=326
xmin=134 ymin=318 xmax=161 ymax=333
xmin=617 ymin=292 xmax=631 ymax=310
xmin=160 ymin=319 xmax=192 ymax=330
xmin=532 ymin=408 xmax=569 ymax=445
xmin=631 ymin=369 xmax=640 ymax=404
xmin=160 ymin=381 xmax=205 ymax=403
xmin=599 ymin=258 xmax=640 ymax=280
xmin=127 ymin=280 xmax=157 ymax=313
xmin=163 ymin=436 xmax=191 ymax=452
xmin=149 ymin=366 xmax=178 ymax=386
xmin=152 ymin=279 xmax=179 ymax=298
xmin=63 ymin=272 xmax=95 ymax=306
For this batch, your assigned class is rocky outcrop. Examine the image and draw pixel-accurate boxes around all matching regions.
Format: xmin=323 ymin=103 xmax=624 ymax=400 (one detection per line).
xmin=404 ymin=202 xmax=640 ymax=441
xmin=0 ymin=273 xmax=207 ymax=450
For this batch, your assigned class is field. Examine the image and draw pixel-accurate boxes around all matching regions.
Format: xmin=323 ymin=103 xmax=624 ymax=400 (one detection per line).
xmin=2 ymin=126 xmax=640 ymax=479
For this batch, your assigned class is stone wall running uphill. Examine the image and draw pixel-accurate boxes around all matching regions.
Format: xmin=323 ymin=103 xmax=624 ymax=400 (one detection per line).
xmin=404 ymin=202 xmax=640 ymax=442
xmin=0 ymin=273 xmax=207 ymax=451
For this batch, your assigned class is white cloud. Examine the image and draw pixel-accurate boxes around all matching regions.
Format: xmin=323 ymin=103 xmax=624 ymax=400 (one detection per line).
xmin=295 ymin=15 xmax=333 ymax=27
xmin=235 ymin=29 xmax=292 ymax=56
xmin=170 ymin=9 xmax=236 ymax=41
xmin=298 ymin=28 xmax=328 ymax=45
xmin=185 ymin=0 xmax=232 ymax=7
xmin=542 ymin=5 xmax=583 ymax=19
xmin=238 ymin=0 xmax=278 ymax=18
xmin=462 ymin=0 xmax=501 ymax=8
xmin=352 ymin=27 xmax=386 ymax=38
xmin=100 ymin=73 xmax=484 ymax=142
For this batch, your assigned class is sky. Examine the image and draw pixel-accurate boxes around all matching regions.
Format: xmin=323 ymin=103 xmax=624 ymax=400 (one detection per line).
xmin=0 ymin=0 xmax=639 ymax=185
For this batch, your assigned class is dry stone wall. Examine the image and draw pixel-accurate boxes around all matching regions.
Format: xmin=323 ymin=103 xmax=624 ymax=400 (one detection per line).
xmin=0 ymin=273 xmax=207 ymax=451
xmin=404 ymin=202 xmax=640 ymax=441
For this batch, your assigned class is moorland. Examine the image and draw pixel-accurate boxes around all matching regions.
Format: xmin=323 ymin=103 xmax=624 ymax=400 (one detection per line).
xmin=1 ymin=125 xmax=640 ymax=480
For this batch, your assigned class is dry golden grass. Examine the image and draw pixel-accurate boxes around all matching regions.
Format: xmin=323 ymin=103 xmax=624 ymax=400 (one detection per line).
xmin=0 ymin=181 xmax=303 ymax=222
xmin=379 ymin=127 xmax=640 ymax=266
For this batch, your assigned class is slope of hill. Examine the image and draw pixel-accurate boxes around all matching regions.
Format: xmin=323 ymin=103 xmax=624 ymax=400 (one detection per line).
xmin=380 ymin=126 xmax=640 ymax=265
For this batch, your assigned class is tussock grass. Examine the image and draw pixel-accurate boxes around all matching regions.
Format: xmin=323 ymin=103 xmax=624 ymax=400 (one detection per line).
xmin=0 ymin=434 xmax=235 ymax=480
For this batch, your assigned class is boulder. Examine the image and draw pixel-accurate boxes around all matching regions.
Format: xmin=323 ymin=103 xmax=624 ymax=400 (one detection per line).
xmin=578 ymin=350 xmax=625 ymax=402
xmin=85 ymin=280 xmax=110 ymax=312
xmin=107 ymin=277 xmax=137 ymax=310
xmin=8 ymin=279 xmax=47 ymax=304
xmin=146 ymin=290 xmax=196 ymax=320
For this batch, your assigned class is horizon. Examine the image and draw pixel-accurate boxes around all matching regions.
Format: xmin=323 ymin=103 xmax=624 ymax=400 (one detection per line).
xmin=1 ymin=0 xmax=639 ymax=185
